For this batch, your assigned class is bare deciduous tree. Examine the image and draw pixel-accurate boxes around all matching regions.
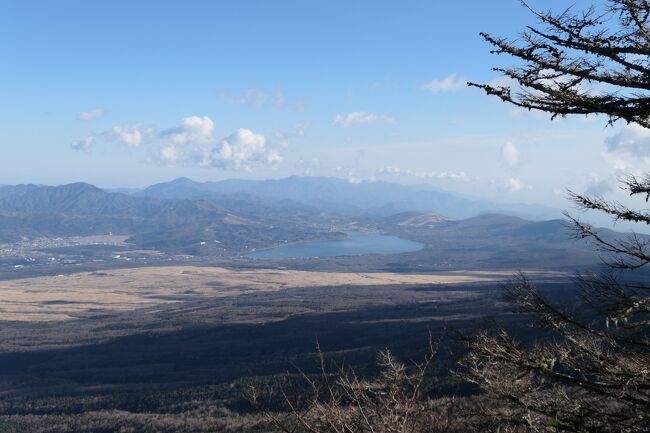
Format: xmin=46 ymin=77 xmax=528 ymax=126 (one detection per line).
xmin=249 ymin=3 xmax=650 ymax=432
xmin=248 ymin=340 xmax=456 ymax=433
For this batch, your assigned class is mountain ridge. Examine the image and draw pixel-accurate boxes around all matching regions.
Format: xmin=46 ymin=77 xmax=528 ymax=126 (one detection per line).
xmin=138 ymin=176 xmax=560 ymax=220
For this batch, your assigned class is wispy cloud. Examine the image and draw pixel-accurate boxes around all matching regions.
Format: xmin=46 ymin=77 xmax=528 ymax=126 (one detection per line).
xmin=70 ymin=135 xmax=95 ymax=151
xmin=276 ymin=122 xmax=310 ymax=148
xmin=218 ymin=88 xmax=306 ymax=112
xmin=377 ymin=166 xmax=471 ymax=182
xmin=78 ymin=108 xmax=105 ymax=121
xmin=505 ymin=177 xmax=530 ymax=193
xmin=501 ymin=142 xmax=520 ymax=166
xmin=333 ymin=112 xmax=395 ymax=128
xmin=421 ymin=74 xmax=466 ymax=94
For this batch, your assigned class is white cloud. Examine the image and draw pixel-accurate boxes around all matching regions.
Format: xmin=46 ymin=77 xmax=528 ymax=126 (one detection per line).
xmin=605 ymin=123 xmax=650 ymax=157
xmin=112 ymin=124 xmax=144 ymax=147
xmin=219 ymin=89 xmax=283 ymax=109
xmin=78 ymin=108 xmax=105 ymax=120
xmin=203 ymin=128 xmax=280 ymax=171
xmin=160 ymin=116 xmax=214 ymax=145
xmin=218 ymin=88 xmax=305 ymax=112
xmin=377 ymin=166 xmax=472 ymax=182
xmin=276 ymin=122 xmax=311 ymax=148
xmin=333 ymin=112 xmax=395 ymax=128
xmin=266 ymin=151 xmax=283 ymax=165
xmin=71 ymin=114 xmax=282 ymax=171
xmin=506 ymin=177 xmax=529 ymax=192
xmin=71 ymin=124 xmax=150 ymax=151
xmin=489 ymin=75 xmax=517 ymax=88
xmin=501 ymin=142 xmax=520 ymax=166
xmin=421 ymin=74 xmax=466 ymax=94
xmin=294 ymin=122 xmax=309 ymax=137
xmin=70 ymin=135 xmax=95 ymax=151
xmin=158 ymin=144 xmax=178 ymax=164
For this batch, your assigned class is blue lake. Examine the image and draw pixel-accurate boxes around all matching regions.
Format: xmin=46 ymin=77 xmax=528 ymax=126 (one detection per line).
xmin=245 ymin=232 xmax=424 ymax=260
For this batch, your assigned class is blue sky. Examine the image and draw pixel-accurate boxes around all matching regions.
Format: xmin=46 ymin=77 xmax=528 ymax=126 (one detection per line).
xmin=0 ymin=0 xmax=641 ymax=207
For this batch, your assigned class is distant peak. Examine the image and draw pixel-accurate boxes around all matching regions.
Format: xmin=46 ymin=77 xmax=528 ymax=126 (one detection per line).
xmin=170 ymin=177 xmax=197 ymax=185
xmin=60 ymin=182 xmax=102 ymax=191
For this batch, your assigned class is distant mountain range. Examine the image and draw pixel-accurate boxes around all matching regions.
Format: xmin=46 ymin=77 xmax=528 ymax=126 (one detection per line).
xmin=0 ymin=181 xmax=338 ymax=253
xmin=137 ymin=176 xmax=560 ymax=220
xmin=0 ymin=176 xmax=628 ymax=269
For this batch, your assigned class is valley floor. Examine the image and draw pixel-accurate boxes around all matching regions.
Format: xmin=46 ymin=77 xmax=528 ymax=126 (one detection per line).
xmin=0 ymin=265 xmax=562 ymax=321
xmin=0 ymin=265 xmax=572 ymax=432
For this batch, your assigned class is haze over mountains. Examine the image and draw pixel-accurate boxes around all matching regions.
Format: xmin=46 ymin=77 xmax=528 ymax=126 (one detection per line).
xmin=137 ymin=176 xmax=560 ymax=219
xmin=0 ymin=181 xmax=334 ymax=254
xmin=0 ymin=176 xmax=625 ymax=272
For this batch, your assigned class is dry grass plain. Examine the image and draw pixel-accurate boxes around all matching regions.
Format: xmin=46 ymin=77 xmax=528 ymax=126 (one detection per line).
xmin=0 ymin=266 xmax=562 ymax=321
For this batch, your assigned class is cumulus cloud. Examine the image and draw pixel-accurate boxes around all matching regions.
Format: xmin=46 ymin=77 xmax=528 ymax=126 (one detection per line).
xmin=160 ymin=116 xmax=214 ymax=145
xmin=377 ymin=166 xmax=472 ymax=182
xmin=202 ymin=128 xmax=281 ymax=170
xmin=112 ymin=124 xmax=145 ymax=147
xmin=71 ymin=114 xmax=283 ymax=171
xmin=78 ymin=108 xmax=105 ymax=120
xmin=333 ymin=112 xmax=395 ymax=128
xmin=155 ymin=123 xmax=282 ymax=171
xmin=605 ymin=123 xmax=650 ymax=157
xmin=70 ymin=135 xmax=95 ymax=151
xmin=421 ymin=74 xmax=466 ymax=94
xmin=501 ymin=142 xmax=520 ymax=166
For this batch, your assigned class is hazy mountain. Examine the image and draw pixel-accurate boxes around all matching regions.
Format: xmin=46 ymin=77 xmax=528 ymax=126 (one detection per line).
xmin=372 ymin=212 xmax=616 ymax=270
xmin=139 ymin=176 xmax=560 ymax=220
xmin=0 ymin=179 xmax=631 ymax=268
xmin=0 ymin=183 xmax=159 ymax=216
xmin=0 ymin=183 xmax=337 ymax=252
xmin=0 ymin=184 xmax=42 ymax=200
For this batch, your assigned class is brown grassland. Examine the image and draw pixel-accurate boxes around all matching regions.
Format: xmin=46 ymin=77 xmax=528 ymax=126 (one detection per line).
xmin=0 ymin=266 xmax=561 ymax=322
